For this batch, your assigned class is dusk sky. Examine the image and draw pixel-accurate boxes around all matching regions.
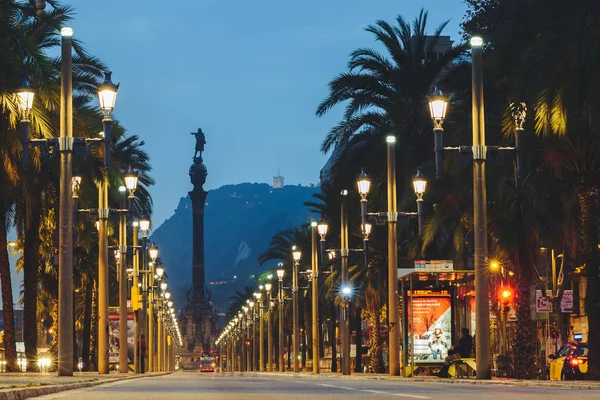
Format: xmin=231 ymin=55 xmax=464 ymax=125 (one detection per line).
xmin=71 ymin=0 xmax=466 ymax=228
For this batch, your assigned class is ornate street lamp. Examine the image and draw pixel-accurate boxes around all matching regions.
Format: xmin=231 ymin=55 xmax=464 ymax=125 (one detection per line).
xmin=149 ymin=243 xmax=159 ymax=262
xmin=413 ymin=168 xmax=427 ymax=233
xmin=139 ymin=219 xmax=150 ymax=235
xmin=98 ymin=72 xmax=119 ymax=117
xmin=356 ymin=170 xmax=371 ymax=200
xmin=429 ymin=88 xmax=449 ymax=180
xmin=124 ymin=167 xmax=139 ymax=197
xmin=317 ymin=221 xmax=328 ymax=241
xmin=16 ymin=76 xmax=35 ymax=118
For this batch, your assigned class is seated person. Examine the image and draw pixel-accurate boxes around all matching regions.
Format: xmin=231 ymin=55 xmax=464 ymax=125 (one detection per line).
xmin=438 ymin=328 xmax=473 ymax=377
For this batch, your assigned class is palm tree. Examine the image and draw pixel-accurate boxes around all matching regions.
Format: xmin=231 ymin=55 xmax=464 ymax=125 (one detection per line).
xmin=316 ymin=9 xmax=465 ymax=196
xmin=464 ymin=0 xmax=600 ymax=378
xmin=1 ymin=0 xmax=109 ymax=371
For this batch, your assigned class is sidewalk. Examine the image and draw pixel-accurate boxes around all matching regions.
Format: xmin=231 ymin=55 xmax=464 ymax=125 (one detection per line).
xmin=234 ymin=371 xmax=600 ymax=390
xmin=0 ymin=371 xmax=171 ymax=400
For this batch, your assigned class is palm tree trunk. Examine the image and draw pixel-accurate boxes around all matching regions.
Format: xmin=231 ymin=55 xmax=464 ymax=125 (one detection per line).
xmin=354 ymin=305 xmax=362 ymax=372
xmin=330 ymin=301 xmax=337 ymax=372
xmin=513 ymin=254 xmax=536 ymax=379
xmin=366 ymin=286 xmax=384 ymax=373
xmin=81 ymin=277 xmax=93 ymax=371
xmin=303 ymin=293 xmax=312 ymax=362
xmin=23 ymin=177 xmax=41 ymax=372
xmin=89 ymin=278 xmax=98 ymax=371
xmin=576 ymin=186 xmax=600 ymax=379
xmin=0 ymin=205 xmax=18 ymax=371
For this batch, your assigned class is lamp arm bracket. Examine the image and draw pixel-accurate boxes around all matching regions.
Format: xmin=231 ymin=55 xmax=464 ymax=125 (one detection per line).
xmin=398 ymin=212 xmax=417 ymax=217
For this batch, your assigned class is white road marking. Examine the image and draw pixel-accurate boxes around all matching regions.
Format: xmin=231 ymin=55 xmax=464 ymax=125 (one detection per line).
xmin=390 ymin=393 xmax=432 ymax=399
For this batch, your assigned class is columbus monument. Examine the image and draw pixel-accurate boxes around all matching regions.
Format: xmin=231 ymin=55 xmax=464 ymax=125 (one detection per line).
xmin=183 ymin=128 xmax=217 ymax=352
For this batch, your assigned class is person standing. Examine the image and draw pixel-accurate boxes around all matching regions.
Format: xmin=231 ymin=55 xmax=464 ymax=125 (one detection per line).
xmin=139 ymin=334 xmax=147 ymax=373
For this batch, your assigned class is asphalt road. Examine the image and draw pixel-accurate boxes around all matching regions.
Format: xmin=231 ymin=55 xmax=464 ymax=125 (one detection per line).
xmin=36 ymin=371 xmax=599 ymax=400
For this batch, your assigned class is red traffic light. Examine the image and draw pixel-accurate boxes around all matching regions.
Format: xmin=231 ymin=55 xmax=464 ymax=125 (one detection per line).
xmin=499 ymin=288 xmax=513 ymax=305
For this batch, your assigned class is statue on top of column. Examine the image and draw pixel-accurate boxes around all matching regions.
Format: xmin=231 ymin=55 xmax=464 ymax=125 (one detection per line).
xmin=191 ymin=128 xmax=206 ymax=161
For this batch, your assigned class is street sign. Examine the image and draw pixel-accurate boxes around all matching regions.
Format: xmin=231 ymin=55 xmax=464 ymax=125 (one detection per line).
xmin=413 ymin=260 xmax=453 ymax=272
xmin=536 ymin=290 xmax=552 ymax=312
xmin=561 ymin=290 xmax=573 ymax=313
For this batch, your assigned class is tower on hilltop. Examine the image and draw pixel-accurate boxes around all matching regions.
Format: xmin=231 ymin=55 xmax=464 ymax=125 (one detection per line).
xmin=273 ymin=167 xmax=284 ymax=188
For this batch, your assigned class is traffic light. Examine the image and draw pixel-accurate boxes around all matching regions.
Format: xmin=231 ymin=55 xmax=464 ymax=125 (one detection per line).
xmin=499 ymin=288 xmax=513 ymax=313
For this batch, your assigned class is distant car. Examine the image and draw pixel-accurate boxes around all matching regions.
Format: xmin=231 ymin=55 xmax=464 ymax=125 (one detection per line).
xmin=549 ymin=342 xmax=588 ymax=380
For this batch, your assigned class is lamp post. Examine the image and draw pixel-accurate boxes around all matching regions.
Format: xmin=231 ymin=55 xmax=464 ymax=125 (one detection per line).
xmin=277 ymin=266 xmax=285 ymax=372
xmin=312 ymin=221 xmax=328 ymax=374
xmin=16 ymin=76 xmax=37 ymax=373
xmin=470 ymin=36 xmax=491 ymax=380
xmin=292 ymin=248 xmax=302 ymax=373
xmin=357 ymin=172 xmax=372 ymax=375
xmin=386 ymin=135 xmax=399 ymax=377
xmin=163 ymin=290 xmax=171 ymax=372
xmin=147 ymin=244 xmax=158 ymax=371
xmin=158 ymin=279 xmax=167 ymax=371
xmin=357 ymin=148 xmax=427 ymax=376
xmin=250 ymin=298 xmax=257 ymax=371
xmin=429 ymin=37 xmax=494 ymax=379
xmin=244 ymin=305 xmax=251 ymax=371
xmin=265 ymin=282 xmax=273 ymax=372
xmin=55 ymin=26 xmax=75 ymax=377
xmin=139 ymin=219 xmax=150 ymax=372
xmin=97 ymin=70 xmax=119 ymax=375
xmin=256 ymin=292 xmax=265 ymax=372
xmin=339 ymin=190 xmax=351 ymax=376
xmin=124 ymin=169 xmax=139 ymax=373
xmin=118 ymin=185 xmax=128 ymax=373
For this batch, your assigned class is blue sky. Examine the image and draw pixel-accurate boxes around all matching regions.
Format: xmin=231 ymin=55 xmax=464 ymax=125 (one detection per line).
xmin=3 ymin=0 xmax=467 ymax=310
xmin=68 ymin=0 xmax=466 ymax=228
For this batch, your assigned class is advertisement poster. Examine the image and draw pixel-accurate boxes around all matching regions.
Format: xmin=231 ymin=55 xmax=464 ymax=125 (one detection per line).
xmin=407 ymin=294 xmax=452 ymax=363
xmin=561 ymin=290 xmax=573 ymax=313
xmin=108 ymin=313 xmax=134 ymax=364
xmin=536 ymin=290 xmax=552 ymax=313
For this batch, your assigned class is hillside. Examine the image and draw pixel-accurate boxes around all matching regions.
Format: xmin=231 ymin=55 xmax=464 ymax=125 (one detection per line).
xmin=150 ymin=182 xmax=319 ymax=313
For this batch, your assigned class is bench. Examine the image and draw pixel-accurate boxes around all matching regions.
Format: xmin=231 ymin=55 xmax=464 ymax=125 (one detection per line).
xmin=449 ymin=358 xmax=476 ymax=378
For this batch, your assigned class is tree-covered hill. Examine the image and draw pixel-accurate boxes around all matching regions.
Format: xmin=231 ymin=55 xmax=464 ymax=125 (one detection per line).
xmin=150 ymin=182 xmax=318 ymax=312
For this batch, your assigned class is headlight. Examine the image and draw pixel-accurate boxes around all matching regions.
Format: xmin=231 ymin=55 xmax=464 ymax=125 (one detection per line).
xmin=211 ymin=363 xmax=216 ymax=367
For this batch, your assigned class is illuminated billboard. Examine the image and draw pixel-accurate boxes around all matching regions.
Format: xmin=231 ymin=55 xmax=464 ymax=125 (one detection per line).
xmin=407 ymin=291 xmax=452 ymax=364
xmin=108 ymin=312 xmax=134 ymax=364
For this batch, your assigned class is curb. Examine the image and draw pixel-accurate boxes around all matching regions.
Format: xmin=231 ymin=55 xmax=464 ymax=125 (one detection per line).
xmin=229 ymin=371 xmax=600 ymax=390
xmin=0 ymin=372 xmax=172 ymax=400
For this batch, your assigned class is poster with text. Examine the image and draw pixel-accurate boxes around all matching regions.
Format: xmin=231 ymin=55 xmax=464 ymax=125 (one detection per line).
xmin=407 ymin=296 xmax=452 ymax=363
xmin=108 ymin=313 xmax=134 ymax=364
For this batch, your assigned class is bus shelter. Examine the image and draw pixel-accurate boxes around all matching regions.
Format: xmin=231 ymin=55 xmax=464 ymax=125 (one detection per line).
xmin=399 ymin=263 xmax=475 ymax=377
